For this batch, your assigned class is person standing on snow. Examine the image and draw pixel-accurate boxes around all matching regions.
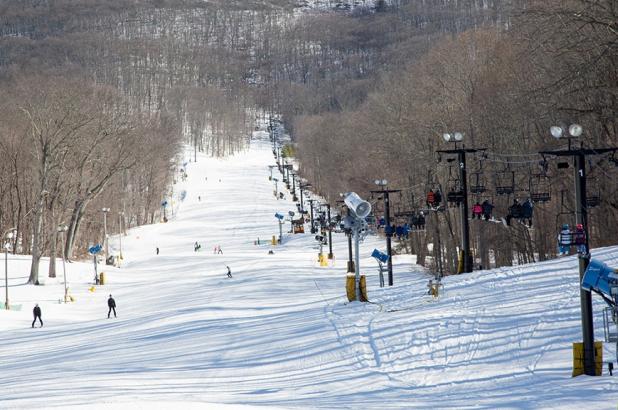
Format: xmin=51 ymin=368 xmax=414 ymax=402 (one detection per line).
xmin=226 ymin=266 xmax=232 ymax=278
xmin=32 ymin=304 xmax=43 ymax=328
xmin=107 ymin=294 xmax=117 ymax=318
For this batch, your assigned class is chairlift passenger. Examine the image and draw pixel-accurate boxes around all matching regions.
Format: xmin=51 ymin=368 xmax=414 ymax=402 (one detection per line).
xmin=472 ymin=202 xmax=483 ymax=219
xmin=481 ymin=200 xmax=494 ymax=220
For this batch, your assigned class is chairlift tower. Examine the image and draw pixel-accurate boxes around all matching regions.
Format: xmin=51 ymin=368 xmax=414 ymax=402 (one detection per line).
xmin=320 ymin=203 xmax=334 ymax=259
xmin=371 ymin=179 xmax=400 ymax=286
xmin=540 ymin=123 xmax=617 ymax=376
xmin=337 ymin=200 xmax=355 ymax=273
xmin=436 ymin=132 xmax=485 ymax=274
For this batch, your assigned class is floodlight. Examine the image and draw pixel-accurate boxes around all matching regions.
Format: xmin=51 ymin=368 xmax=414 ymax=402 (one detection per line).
xmin=550 ymin=126 xmax=563 ymax=139
xmin=442 ymin=133 xmax=452 ymax=142
xmin=454 ymin=132 xmax=463 ymax=141
xmin=569 ymin=124 xmax=583 ymax=137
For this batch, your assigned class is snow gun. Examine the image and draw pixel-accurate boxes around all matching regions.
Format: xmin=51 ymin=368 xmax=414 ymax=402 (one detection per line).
xmin=581 ymin=259 xmax=618 ymax=306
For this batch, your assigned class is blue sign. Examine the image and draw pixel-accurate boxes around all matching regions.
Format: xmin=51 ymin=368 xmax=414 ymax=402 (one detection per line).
xmin=275 ymin=213 xmax=284 ymax=220
xmin=88 ymin=244 xmax=103 ymax=255
xmin=371 ymin=249 xmax=389 ymax=263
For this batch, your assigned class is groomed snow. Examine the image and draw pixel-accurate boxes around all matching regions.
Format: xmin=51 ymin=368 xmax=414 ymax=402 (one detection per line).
xmin=1 ymin=137 xmax=617 ymax=409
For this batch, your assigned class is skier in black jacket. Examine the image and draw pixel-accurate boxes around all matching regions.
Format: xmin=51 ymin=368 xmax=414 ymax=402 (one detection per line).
xmin=107 ymin=295 xmax=117 ymax=318
xmin=32 ymin=304 xmax=43 ymax=328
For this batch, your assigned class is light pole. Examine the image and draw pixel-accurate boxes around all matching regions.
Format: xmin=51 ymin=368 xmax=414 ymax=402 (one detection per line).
xmin=3 ymin=228 xmax=16 ymax=310
xmin=308 ymin=199 xmax=316 ymax=233
xmin=541 ymin=123 xmax=617 ymax=376
xmin=320 ymin=203 xmax=334 ymax=259
xmin=291 ymin=173 xmax=298 ymax=202
xmin=300 ymin=183 xmax=311 ymax=213
xmin=371 ymin=179 xmax=400 ymax=286
xmin=102 ymin=208 xmax=110 ymax=265
xmin=58 ymin=224 xmax=69 ymax=302
xmin=436 ymin=132 xmax=483 ymax=274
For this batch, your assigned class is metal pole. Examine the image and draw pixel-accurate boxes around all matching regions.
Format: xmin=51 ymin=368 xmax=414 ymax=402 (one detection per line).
xmin=118 ymin=213 xmax=123 ymax=261
xmin=93 ymin=254 xmax=98 ymax=284
xmin=326 ymin=204 xmax=333 ymax=259
xmin=279 ymin=220 xmax=283 ymax=244
xmin=347 ymin=230 xmax=354 ymax=272
xmin=292 ymin=175 xmax=297 ymax=201
xmin=61 ymin=231 xmax=67 ymax=302
xmin=300 ymin=188 xmax=304 ymax=212
xmin=103 ymin=210 xmax=109 ymax=263
xmin=576 ymin=152 xmax=595 ymax=375
xmin=354 ymin=225 xmax=361 ymax=301
xmin=459 ymin=149 xmax=472 ymax=273
xmin=4 ymin=247 xmax=8 ymax=310
xmin=384 ymin=191 xmax=394 ymax=286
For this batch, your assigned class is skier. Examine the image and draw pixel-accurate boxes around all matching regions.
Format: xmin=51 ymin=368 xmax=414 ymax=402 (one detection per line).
xmin=217 ymin=245 xmax=223 ymax=254
xmin=107 ymin=294 xmax=117 ymax=318
xmin=156 ymin=247 xmax=160 ymax=255
xmin=194 ymin=242 xmax=201 ymax=252
xmin=226 ymin=266 xmax=232 ymax=278
xmin=558 ymin=224 xmax=572 ymax=255
xmin=32 ymin=304 xmax=43 ymax=328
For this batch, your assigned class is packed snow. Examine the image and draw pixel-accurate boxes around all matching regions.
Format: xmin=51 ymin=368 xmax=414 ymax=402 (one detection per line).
xmin=1 ymin=136 xmax=618 ymax=409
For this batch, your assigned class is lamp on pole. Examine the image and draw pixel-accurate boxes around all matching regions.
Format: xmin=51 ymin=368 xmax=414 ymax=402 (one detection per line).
xmin=4 ymin=228 xmax=16 ymax=310
xmin=300 ymin=183 xmax=311 ymax=213
xmin=57 ymin=224 xmax=69 ymax=302
xmin=541 ymin=123 xmax=617 ymax=376
xmin=102 ymin=208 xmax=110 ymax=265
xmin=308 ymin=199 xmax=316 ymax=234
xmin=370 ymin=179 xmax=400 ymax=286
xmin=436 ymin=132 xmax=483 ymax=274
xmin=291 ymin=173 xmax=298 ymax=202
xmin=320 ymin=203 xmax=334 ymax=259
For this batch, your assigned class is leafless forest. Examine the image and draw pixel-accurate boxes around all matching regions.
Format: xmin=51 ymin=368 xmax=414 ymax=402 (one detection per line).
xmin=0 ymin=0 xmax=615 ymax=281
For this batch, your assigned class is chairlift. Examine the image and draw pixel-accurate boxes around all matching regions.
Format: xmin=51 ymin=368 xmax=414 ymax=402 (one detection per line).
xmin=555 ymin=190 xmax=574 ymax=242
xmin=446 ymin=166 xmax=464 ymax=205
xmin=495 ymin=165 xmax=515 ymax=196
xmin=529 ymin=173 xmax=551 ymax=203
xmin=469 ymin=158 xmax=487 ymax=194
xmin=586 ymin=172 xmax=601 ymax=208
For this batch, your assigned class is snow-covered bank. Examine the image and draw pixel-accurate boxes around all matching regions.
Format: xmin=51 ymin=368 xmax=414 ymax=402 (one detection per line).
xmin=1 ymin=139 xmax=617 ymax=409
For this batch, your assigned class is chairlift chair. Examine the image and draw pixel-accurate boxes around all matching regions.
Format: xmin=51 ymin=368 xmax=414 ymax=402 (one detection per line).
xmin=495 ymin=170 xmax=515 ymax=196
xmin=529 ymin=173 xmax=551 ymax=203
xmin=586 ymin=176 xmax=601 ymax=208
xmin=446 ymin=166 xmax=464 ymax=205
xmin=469 ymin=159 xmax=487 ymax=194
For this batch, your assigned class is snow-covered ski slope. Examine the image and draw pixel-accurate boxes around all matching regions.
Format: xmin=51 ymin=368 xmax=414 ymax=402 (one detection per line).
xmin=1 ymin=137 xmax=618 ymax=409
